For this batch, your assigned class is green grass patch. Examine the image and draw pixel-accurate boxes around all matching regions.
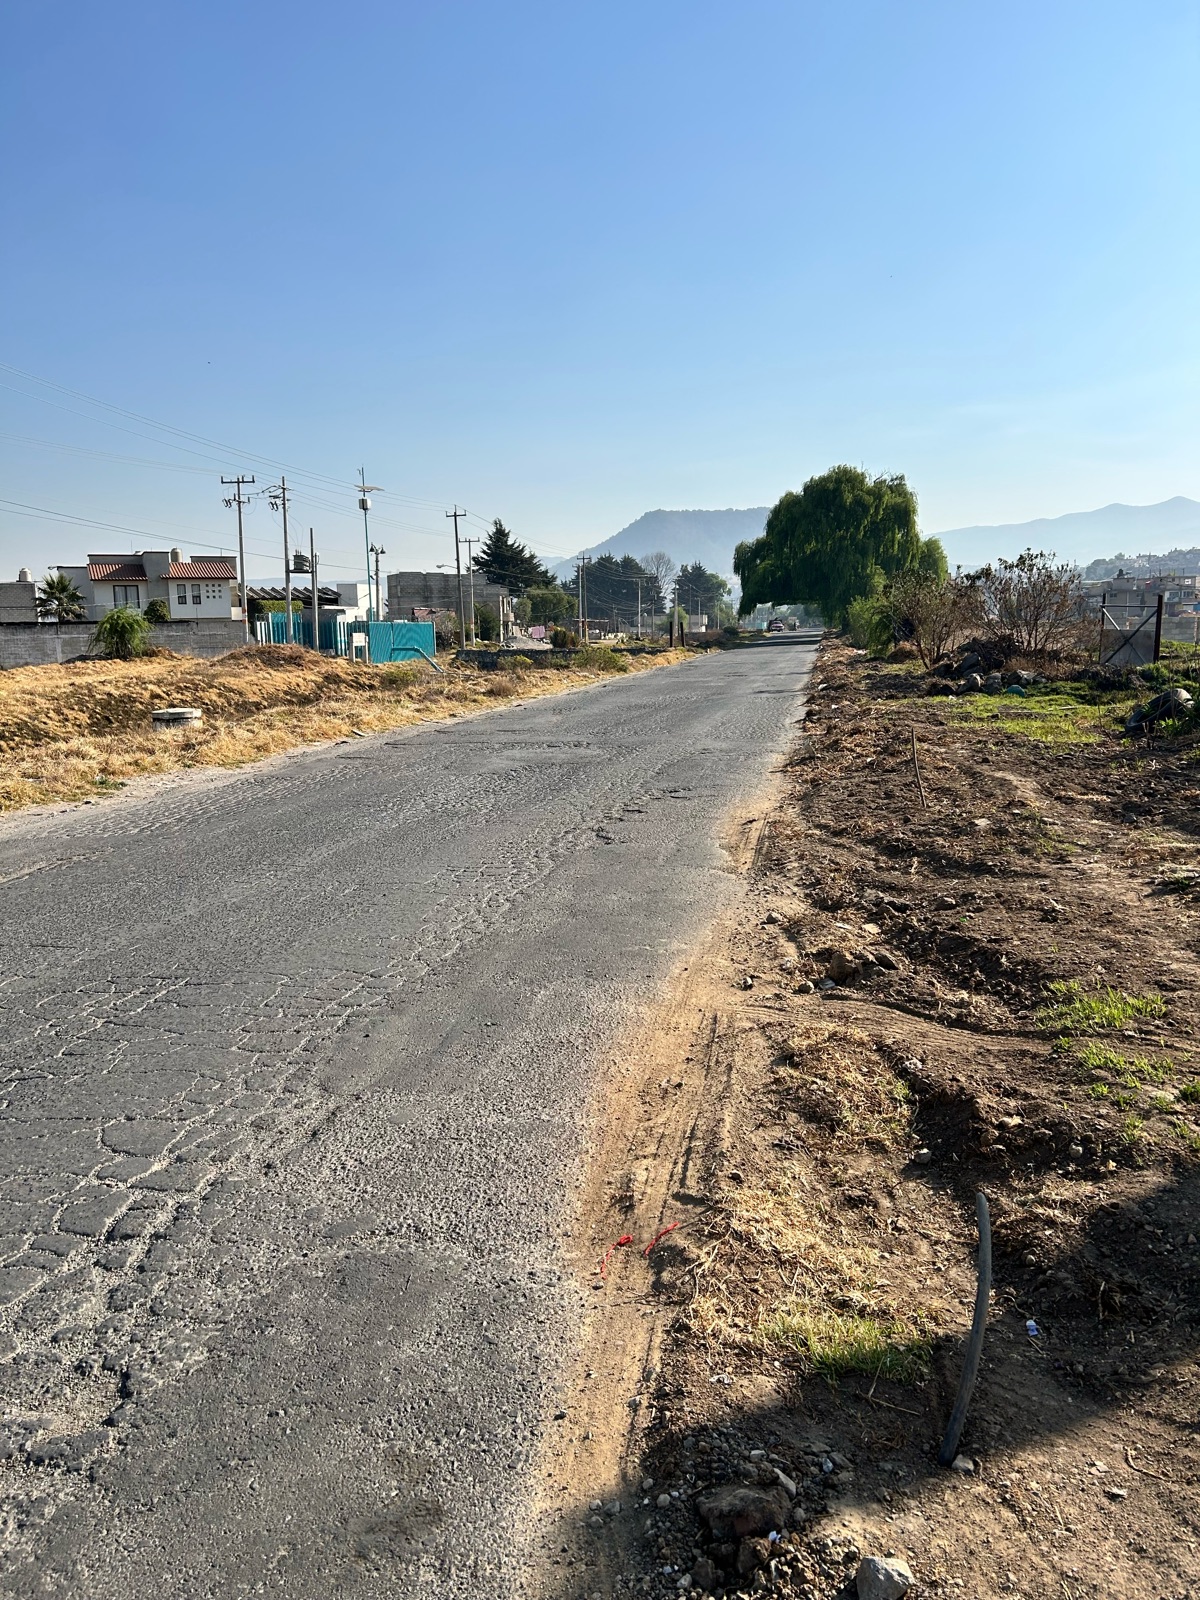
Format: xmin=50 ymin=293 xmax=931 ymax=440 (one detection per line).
xmin=947 ymin=681 xmax=1137 ymax=747
xmin=1172 ymin=1120 xmax=1200 ymax=1154
xmin=1179 ymin=1081 xmax=1200 ymax=1104
xmin=757 ymin=1303 xmax=932 ymax=1385
xmin=1037 ymin=980 xmax=1166 ymax=1034
xmin=1073 ymin=1041 xmax=1170 ymax=1088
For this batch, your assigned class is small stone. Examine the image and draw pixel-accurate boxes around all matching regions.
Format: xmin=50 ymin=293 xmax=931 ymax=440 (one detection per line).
xmin=765 ymin=911 xmax=783 ymax=925
xmin=641 ymin=1475 xmax=654 ymax=1490
xmin=972 ymin=817 xmax=992 ymax=830
xmin=914 ymin=1148 xmax=932 ymax=1165
xmin=856 ymin=1554 xmax=914 ymax=1600
xmin=657 ymin=1493 xmax=672 ymax=1509
xmin=749 ymin=1449 xmax=767 ymax=1461
xmin=1068 ymin=1143 xmax=1084 ymax=1159
xmin=1106 ymin=1486 xmax=1127 ymax=1501
xmin=589 ymin=1499 xmax=603 ymax=1512
xmin=588 ymin=1514 xmax=604 ymax=1529
xmin=696 ymin=1484 xmax=790 ymax=1539
xmin=773 ymin=1467 xmax=797 ymax=1497
xmin=691 ymin=1555 xmax=718 ymax=1592
xmin=796 ymin=979 xmax=815 ymax=994
xmin=737 ymin=1535 xmax=772 ymax=1575
xmin=826 ymin=949 xmax=861 ymax=984
xmin=951 ymin=1455 xmax=975 ymax=1473
xmin=934 ymin=894 xmax=958 ymax=910
xmin=739 ymin=975 xmax=755 ymax=990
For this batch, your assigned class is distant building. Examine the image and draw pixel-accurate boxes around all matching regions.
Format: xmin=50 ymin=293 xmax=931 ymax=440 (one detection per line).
xmin=0 ymin=571 xmax=38 ymax=624
xmin=1081 ymin=572 xmax=1200 ymax=619
xmin=58 ymin=549 xmax=240 ymax=621
xmin=387 ymin=570 xmax=509 ymax=621
xmin=248 ymin=581 xmax=370 ymax=622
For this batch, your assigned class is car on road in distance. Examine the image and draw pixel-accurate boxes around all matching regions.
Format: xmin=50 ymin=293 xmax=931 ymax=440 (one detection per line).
xmin=766 ymin=617 xmax=785 ymax=632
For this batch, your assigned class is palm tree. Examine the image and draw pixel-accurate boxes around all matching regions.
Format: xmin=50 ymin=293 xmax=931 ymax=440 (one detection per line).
xmin=36 ymin=571 xmax=86 ymax=626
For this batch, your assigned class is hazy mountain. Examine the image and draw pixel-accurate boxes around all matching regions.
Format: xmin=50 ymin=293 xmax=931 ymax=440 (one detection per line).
xmin=552 ymin=507 xmax=769 ymax=582
xmin=935 ymin=497 xmax=1200 ymax=571
xmin=553 ymin=496 xmax=1200 ymax=590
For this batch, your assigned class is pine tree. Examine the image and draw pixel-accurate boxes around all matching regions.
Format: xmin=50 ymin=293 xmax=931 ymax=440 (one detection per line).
xmin=473 ymin=520 xmax=552 ymax=594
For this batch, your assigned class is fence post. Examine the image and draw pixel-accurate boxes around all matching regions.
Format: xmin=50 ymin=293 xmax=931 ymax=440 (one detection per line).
xmin=1154 ymin=593 xmax=1164 ymax=662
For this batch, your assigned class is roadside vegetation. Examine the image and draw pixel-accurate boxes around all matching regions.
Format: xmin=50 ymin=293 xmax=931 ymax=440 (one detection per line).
xmin=0 ymin=642 xmax=688 ymax=815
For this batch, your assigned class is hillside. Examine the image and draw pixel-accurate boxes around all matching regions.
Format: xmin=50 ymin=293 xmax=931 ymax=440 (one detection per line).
xmin=551 ymin=507 xmax=769 ymax=582
xmin=934 ymin=495 xmax=1200 ymax=569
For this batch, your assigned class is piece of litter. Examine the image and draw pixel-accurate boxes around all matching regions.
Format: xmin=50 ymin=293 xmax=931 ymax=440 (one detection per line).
xmin=1026 ymin=1319 xmax=1041 ymax=1338
xmin=643 ymin=1221 xmax=681 ymax=1257
xmin=598 ymin=1234 xmax=634 ymax=1279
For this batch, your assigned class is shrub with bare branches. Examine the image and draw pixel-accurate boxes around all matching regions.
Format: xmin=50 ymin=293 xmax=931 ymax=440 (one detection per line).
xmin=969 ymin=549 xmax=1083 ymax=661
xmin=886 ymin=571 xmax=981 ymax=667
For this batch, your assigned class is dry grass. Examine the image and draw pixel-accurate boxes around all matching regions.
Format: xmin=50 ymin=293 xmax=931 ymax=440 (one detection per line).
xmin=687 ymin=1026 xmax=936 ymax=1384
xmin=0 ymin=644 xmax=690 ymax=814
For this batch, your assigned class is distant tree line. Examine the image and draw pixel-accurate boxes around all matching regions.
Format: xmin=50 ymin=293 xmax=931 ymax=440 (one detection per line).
xmin=470 ymin=519 xmax=732 ymax=635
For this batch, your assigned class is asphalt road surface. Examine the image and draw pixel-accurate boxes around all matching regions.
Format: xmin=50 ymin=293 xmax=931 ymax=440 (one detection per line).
xmin=0 ymin=637 xmax=816 ymax=1598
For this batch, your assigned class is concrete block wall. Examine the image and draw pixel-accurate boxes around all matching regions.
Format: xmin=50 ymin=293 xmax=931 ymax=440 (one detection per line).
xmin=0 ymin=619 xmax=248 ymax=670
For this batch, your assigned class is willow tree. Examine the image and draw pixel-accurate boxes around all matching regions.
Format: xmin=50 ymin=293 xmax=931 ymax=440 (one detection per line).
xmin=735 ymin=465 xmax=921 ymax=623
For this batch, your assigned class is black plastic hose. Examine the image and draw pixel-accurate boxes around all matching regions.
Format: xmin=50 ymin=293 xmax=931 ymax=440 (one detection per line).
xmin=937 ymin=1191 xmax=992 ymax=1468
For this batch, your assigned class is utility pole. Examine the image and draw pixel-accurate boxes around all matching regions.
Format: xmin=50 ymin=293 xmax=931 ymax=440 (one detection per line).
xmin=447 ymin=507 xmax=468 ymax=652
xmin=581 ymin=557 xmax=589 ymax=644
xmin=269 ymin=476 xmax=294 ymax=643
xmin=309 ymin=528 xmax=319 ymax=652
xmin=221 ymin=475 xmax=255 ymax=643
xmin=635 ymin=575 xmax=643 ymax=640
xmin=370 ymin=543 xmax=386 ymax=622
xmin=358 ymin=469 xmax=382 ymax=621
xmin=463 ymin=536 xmax=479 ymax=645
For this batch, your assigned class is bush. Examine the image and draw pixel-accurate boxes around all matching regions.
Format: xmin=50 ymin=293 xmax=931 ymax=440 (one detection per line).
xmin=91 ymin=606 xmax=152 ymax=660
xmin=143 ymin=598 xmax=171 ymax=624
xmin=550 ymin=627 xmax=578 ymax=649
xmin=969 ymin=549 xmax=1084 ymax=661
xmin=845 ymin=593 xmax=892 ymax=655
xmin=575 ymin=645 xmax=629 ymax=673
xmin=886 ymin=571 xmax=981 ymax=667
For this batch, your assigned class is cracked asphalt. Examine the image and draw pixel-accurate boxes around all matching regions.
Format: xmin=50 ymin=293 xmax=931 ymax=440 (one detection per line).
xmin=0 ymin=637 xmax=816 ymax=1597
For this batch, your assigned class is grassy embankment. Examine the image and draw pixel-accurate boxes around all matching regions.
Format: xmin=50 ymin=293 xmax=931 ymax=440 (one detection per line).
xmin=0 ymin=643 xmax=688 ymax=814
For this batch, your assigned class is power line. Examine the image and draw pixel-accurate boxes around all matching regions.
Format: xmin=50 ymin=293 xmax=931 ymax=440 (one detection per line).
xmin=0 ymin=497 xmax=368 ymax=577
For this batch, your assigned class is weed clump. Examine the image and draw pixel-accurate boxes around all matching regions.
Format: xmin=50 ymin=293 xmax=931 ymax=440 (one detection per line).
xmin=1037 ymin=980 xmax=1166 ymax=1034
xmin=757 ymin=1303 xmax=932 ymax=1385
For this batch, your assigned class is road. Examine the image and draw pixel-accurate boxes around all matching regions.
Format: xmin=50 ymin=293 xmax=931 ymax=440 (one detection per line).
xmin=0 ymin=637 xmax=816 ymax=1597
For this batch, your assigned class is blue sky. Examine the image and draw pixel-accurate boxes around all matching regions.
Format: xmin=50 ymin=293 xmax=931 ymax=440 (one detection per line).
xmin=1 ymin=0 xmax=1197 ymax=583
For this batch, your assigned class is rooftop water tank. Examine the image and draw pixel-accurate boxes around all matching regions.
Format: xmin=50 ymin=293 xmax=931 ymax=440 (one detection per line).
xmin=17 ymin=567 xmax=32 ymax=583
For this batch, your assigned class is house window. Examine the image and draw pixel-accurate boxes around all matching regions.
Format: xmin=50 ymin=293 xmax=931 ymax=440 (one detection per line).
xmin=112 ymin=585 xmax=139 ymax=608
xmin=177 ymin=584 xmax=188 ymax=605
xmin=192 ymin=585 xmax=202 ymax=606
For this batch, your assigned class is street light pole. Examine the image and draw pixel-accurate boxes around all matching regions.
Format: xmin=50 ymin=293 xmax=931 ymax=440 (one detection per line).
xmin=358 ymin=469 xmax=383 ymax=621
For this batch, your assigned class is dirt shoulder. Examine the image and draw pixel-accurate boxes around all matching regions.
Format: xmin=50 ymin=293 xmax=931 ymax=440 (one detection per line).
xmin=538 ymin=637 xmax=1200 ymax=1600
xmin=0 ymin=643 xmax=690 ymax=815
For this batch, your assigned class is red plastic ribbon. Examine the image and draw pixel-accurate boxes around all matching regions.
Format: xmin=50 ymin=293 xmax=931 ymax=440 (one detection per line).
xmin=598 ymin=1233 xmax=634 ymax=1279
xmin=642 ymin=1221 xmax=681 ymax=1257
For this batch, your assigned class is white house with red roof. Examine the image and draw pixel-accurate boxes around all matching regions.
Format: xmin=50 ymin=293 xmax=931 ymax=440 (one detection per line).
xmin=58 ymin=549 xmax=241 ymax=622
